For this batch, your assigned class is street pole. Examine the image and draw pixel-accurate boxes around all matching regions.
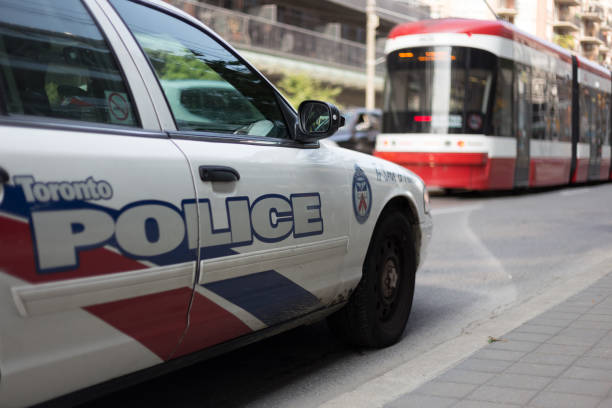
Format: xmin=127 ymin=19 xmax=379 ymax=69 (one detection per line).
xmin=366 ymin=0 xmax=378 ymax=109
xmin=482 ymin=0 xmax=501 ymax=20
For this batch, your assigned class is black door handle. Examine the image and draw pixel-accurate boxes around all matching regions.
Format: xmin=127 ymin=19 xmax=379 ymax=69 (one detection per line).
xmin=0 ymin=166 xmax=8 ymax=184
xmin=199 ymin=166 xmax=240 ymax=182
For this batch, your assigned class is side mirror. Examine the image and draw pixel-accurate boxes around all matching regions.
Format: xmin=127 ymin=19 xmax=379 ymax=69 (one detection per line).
xmin=296 ymin=100 xmax=344 ymax=142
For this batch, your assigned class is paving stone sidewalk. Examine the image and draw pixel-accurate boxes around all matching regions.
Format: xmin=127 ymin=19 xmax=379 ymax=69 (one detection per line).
xmin=386 ymin=272 xmax=612 ymax=408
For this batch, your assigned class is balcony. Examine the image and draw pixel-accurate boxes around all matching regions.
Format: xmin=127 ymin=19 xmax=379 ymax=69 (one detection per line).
xmin=554 ymin=9 xmax=580 ymax=33
xmin=581 ymin=35 xmax=604 ymax=45
xmin=496 ymin=7 xmax=517 ymax=19
xmin=165 ymin=0 xmax=386 ymax=76
xmin=581 ymin=4 xmax=604 ymax=22
xmin=554 ymin=0 xmax=579 ymax=5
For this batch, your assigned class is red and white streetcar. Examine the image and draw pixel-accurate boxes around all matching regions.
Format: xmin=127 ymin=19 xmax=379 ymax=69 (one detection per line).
xmin=374 ymin=19 xmax=612 ymax=190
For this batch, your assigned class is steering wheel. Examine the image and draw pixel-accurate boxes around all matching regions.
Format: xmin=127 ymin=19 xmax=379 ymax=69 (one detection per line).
xmin=233 ymin=119 xmax=275 ymax=137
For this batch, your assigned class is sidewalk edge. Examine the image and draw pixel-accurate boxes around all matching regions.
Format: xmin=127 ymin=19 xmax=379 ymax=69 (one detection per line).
xmin=319 ymin=255 xmax=612 ymax=408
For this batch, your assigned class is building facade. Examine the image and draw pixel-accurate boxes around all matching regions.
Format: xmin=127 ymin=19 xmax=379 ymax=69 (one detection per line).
xmin=552 ymin=0 xmax=612 ymax=66
xmin=161 ymin=0 xmax=611 ymax=109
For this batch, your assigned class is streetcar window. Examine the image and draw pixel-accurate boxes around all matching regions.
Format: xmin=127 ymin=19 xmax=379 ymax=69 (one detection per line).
xmin=492 ymin=59 xmax=513 ymax=137
xmin=603 ymin=94 xmax=612 ymax=146
xmin=383 ymin=47 xmax=495 ymax=134
xmin=557 ymin=74 xmax=572 ymax=142
xmin=608 ymin=93 xmax=612 ymax=147
xmin=546 ymin=71 xmax=557 ymax=141
xmin=599 ymin=91 xmax=610 ymax=148
xmin=516 ymin=63 xmax=532 ymax=143
xmin=579 ymin=86 xmax=610 ymax=149
xmin=595 ymin=92 xmax=603 ymax=148
xmin=580 ymin=87 xmax=594 ymax=144
xmin=531 ymin=68 xmax=547 ymax=140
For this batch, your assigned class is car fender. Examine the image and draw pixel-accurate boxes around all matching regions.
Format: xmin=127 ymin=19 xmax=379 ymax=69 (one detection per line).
xmin=319 ymin=142 xmax=432 ymax=301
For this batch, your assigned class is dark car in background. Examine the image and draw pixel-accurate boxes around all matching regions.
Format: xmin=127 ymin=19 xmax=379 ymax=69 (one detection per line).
xmin=329 ymin=108 xmax=381 ymax=154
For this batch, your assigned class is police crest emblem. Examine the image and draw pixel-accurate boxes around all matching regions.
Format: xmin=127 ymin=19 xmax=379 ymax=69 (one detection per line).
xmin=352 ymin=165 xmax=372 ymax=224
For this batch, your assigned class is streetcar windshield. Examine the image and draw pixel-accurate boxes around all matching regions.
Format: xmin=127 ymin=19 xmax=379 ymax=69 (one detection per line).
xmin=383 ymin=46 xmax=496 ymax=134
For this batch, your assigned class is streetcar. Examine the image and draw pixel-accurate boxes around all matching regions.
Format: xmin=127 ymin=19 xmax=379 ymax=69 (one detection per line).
xmin=374 ymin=19 xmax=612 ymax=190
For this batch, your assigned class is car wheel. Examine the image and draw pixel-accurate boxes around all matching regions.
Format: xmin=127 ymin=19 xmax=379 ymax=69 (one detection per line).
xmin=329 ymin=211 xmax=416 ymax=348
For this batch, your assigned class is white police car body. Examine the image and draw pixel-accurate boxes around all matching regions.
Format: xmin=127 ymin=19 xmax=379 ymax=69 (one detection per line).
xmin=0 ymin=0 xmax=432 ymax=405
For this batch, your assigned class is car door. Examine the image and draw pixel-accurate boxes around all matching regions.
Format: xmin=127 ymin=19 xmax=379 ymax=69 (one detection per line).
xmin=109 ymin=0 xmax=351 ymax=357
xmin=0 ymin=0 xmax=197 ymax=405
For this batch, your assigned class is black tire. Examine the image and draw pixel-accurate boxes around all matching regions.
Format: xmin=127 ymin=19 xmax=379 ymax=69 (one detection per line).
xmin=328 ymin=211 xmax=416 ymax=348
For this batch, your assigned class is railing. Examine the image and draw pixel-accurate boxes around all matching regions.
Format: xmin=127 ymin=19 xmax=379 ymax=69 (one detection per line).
xmin=167 ymin=0 xmax=385 ymax=74
xmin=554 ymin=7 xmax=581 ymax=27
xmin=599 ymin=31 xmax=608 ymax=44
xmin=582 ymin=3 xmax=604 ymax=17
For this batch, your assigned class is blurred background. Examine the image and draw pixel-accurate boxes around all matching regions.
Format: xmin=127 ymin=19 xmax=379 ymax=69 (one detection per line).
xmin=164 ymin=0 xmax=612 ymax=109
xmin=163 ymin=0 xmax=612 ymax=155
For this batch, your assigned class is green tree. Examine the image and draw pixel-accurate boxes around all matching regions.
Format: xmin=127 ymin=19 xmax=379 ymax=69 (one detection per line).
xmin=275 ymin=73 xmax=342 ymax=109
xmin=145 ymin=50 xmax=222 ymax=81
xmin=554 ymin=34 xmax=575 ymax=51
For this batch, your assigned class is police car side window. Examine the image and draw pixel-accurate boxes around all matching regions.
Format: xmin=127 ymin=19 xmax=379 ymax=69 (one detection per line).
xmin=0 ymin=0 xmax=138 ymax=127
xmin=111 ymin=0 xmax=289 ymax=139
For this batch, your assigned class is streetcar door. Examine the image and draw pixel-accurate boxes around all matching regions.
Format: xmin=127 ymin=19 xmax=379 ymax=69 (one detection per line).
xmin=514 ymin=64 xmax=531 ymax=188
xmin=587 ymin=89 xmax=602 ymax=180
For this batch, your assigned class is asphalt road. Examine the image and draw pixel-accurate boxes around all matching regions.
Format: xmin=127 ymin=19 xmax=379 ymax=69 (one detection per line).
xmin=81 ymin=183 xmax=612 ymax=408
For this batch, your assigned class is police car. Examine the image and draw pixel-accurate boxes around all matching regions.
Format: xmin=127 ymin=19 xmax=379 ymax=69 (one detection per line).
xmin=0 ymin=0 xmax=432 ymax=405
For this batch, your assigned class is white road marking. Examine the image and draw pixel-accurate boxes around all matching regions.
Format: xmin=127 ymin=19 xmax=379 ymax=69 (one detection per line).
xmin=560 ymin=188 xmax=592 ymax=196
xmin=431 ymin=204 xmax=483 ymax=215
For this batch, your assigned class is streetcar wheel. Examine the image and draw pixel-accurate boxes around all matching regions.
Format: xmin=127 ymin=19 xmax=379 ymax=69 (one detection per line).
xmin=328 ymin=211 xmax=416 ymax=348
